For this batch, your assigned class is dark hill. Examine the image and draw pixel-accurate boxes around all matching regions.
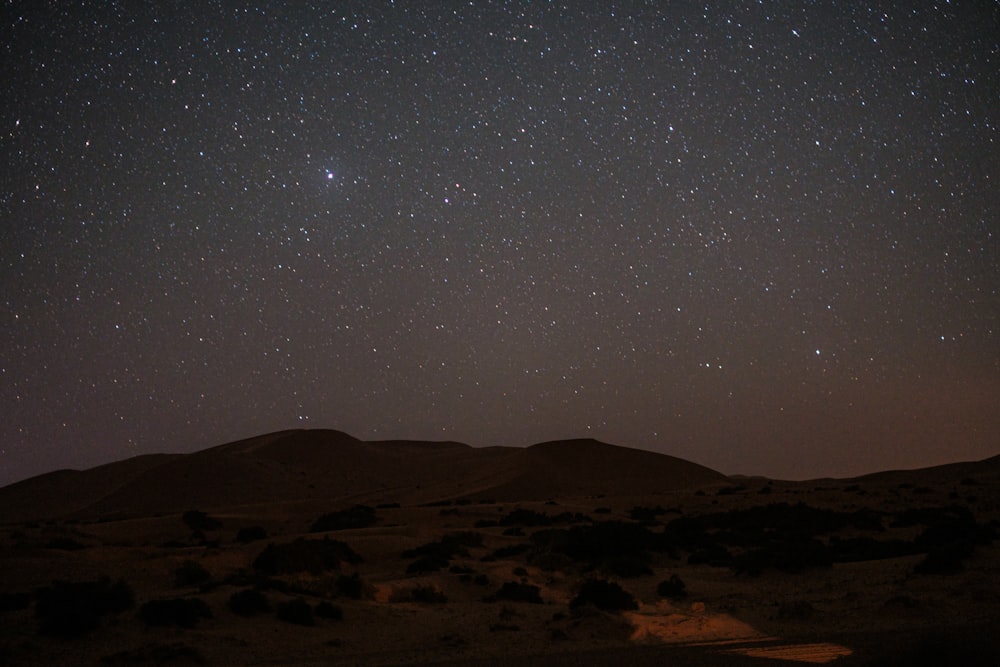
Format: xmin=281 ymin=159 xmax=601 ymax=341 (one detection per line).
xmin=0 ymin=430 xmax=728 ymax=523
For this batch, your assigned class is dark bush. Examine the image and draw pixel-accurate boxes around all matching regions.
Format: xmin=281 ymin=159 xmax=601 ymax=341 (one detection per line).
xmin=228 ymin=589 xmax=270 ymax=616
xmin=309 ymin=505 xmax=377 ymax=532
xmin=252 ymin=538 xmax=361 ymax=575
xmin=182 ymin=510 xmax=221 ymax=532
xmin=657 ymin=574 xmax=687 ymax=600
xmin=732 ymin=539 xmax=832 ymax=576
xmin=138 ymin=598 xmax=211 ymax=628
xmin=0 ymin=592 xmax=31 ymax=612
xmin=36 ymin=578 xmax=134 ymax=637
xmin=407 ymin=554 xmax=450 ymax=574
xmin=314 ymin=601 xmax=344 ymax=620
xmin=411 ymin=585 xmax=448 ymax=604
xmin=45 ymin=537 xmax=86 ymax=551
xmin=174 ymin=560 xmax=211 ymax=588
xmin=235 ymin=526 xmax=268 ymax=543
xmin=402 ymin=532 xmax=484 ymax=569
xmin=600 ymin=554 xmax=653 ymax=578
xmin=570 ymin=580 xmax=638 ymax=612
xmin=492 ymin=581 xmax=543 ymax=604
xmin=335 ymin=572 xmax=370 ymax=599
xmin=827 ymin=536 xmax=916 ymax=562
xmin=914 ymin=544 xmax=972 ymax=575
xmin=915 ymin=516 xmax=993 ymax=551
xmin=276 ymin=598 xmax=314 ymax=626
xmin=530 ymin=521 xmax=660 ymax=569
xmin=486 ymin=544 xmax=531 ymax=560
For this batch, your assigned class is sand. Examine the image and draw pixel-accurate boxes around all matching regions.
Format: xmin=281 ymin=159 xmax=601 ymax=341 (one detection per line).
xmin=1 ymin=430 xmax=998 ymax=665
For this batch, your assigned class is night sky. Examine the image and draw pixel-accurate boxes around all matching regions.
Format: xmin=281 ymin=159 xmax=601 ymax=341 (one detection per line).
xmin=3 ymin=2 xmax=998 ymax=487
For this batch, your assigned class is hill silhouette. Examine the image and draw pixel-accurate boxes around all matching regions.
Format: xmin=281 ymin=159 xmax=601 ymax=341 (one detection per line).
xmin=0 ymin=429 xmax=729 ymax=523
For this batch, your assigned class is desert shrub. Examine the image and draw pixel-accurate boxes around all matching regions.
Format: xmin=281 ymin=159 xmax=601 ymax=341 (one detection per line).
xmin=389 ymin=585 xmax=447 ymax=603
xmin=138 ymin=598 xmax=211 ymax=628
xmin=732 ymin=539 xmax=832 ymax=576
xmin=228 ymin=589 xmax=270 ymax=616
xmin=407 ymin=554 xmax=449 ymax=574
xmin=45 ymin=537 xmax=86 ymax=550
xmin=0 ymin=592 xmax=31 ymax=612
xmin=486 ymin=543 xmax=531 ymax=560
xmin=252 ymin=538 xmax=361 ymax=575
xmin=276 ymin=598 xmax=314 ymax=626
xmin=314 ymin=601 xmax=344 ymax=620
xmin=335 ymin=572 xmax=371 ymax=599
xmin=459 ymin=572 xmax=490 ymax=586
xmin=492 ymin=581 xmax=543 ymax=604
xmin=235 ymin=526 xmax=268 ymax=543
xmin=402 ymin=540 xmax=463 ymax=561
xmin=600 ymin=554 xmax=653 ymax=578
xmin=403 ymin=532 xmax=484 ymax=570
xmin=174 ymin=560 xmax=211 ymax=588
xmin=309 ymin=505 xmax=377 ymax=532
xmin=665 ymin=503 xmax=883 ymax=553
xmin=182 ymin=510 xmax=221 ymax=532
xmin=687 ymin=544 xmax=733 ymax=566
xmin=415 ymin=532 xmax=482 ymax=557
xmin=657 ymin=574 xmax=687 ymax=600
xmin=915 ymin=515 xmax=994 ymax=551
xmin=914 ymin=544 xmax=972 ymax=575
xmin=528 ymin=551 xmax=574 ymax=572
xmin=566 ymin=521 xmax=659 ymax=560
xmin=570 ymin=580 xmax=638 ymax=612
xmin=827 ymin=536 xmax=916 ymax=562
xmin=36 ymin=578 xmax=134 ymax=637
xmin=411 ymin=585 xmax=448 ymax=604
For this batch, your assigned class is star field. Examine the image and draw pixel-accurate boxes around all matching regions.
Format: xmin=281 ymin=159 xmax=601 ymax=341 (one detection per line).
xmin=2 ymin=2 xmax=998 ymax=485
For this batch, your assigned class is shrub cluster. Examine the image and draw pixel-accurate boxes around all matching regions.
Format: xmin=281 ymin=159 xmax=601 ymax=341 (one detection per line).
xmin=253 ymin=538 xmax=361 ymax=576
xmin=36 ymin=578 xmax=134 ymax=637
xmin=138 ymin=598 xmax=211 ymax=628
xmin=390 ymin=585 xmax=447 ymax=604
xmin=235 ymin=526 xmax=268 ymax=544
xmin=491 ymin=581 xmax=543 ymax=604
xmin=657 ymin=574 xmax=687 ymax=600
xmin=403 ymin=532 xmax=483 ymax=573
xmin=570 ymin=580 xmax=638 ymax=612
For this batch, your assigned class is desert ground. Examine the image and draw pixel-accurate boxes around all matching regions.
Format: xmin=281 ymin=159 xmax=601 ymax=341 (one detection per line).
xmin=1 ymin=430 xmax=998 ymax=665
